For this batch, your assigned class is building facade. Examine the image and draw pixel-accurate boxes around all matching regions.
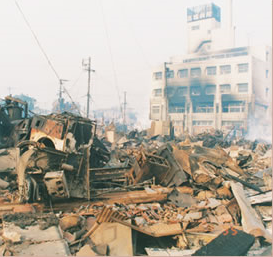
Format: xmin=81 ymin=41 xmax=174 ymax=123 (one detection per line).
xmin=150 ymin=2 xmax=272 ymax=136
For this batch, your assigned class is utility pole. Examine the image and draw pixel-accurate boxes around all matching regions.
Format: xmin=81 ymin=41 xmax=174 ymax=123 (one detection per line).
xmin=123 ymin=91 xmax=127 ymax=131
xmin=59 ymin=80 xmax=63 ymax=100
xmin=164 ymin=62 xmax=172 ymax=121
xmin=86 ymin=57 xmax=91 ymax=118
xmin=82 ymin=57 xmax=95 ymax=118
xmin=59 ymin=79 xmax=68 ymax=113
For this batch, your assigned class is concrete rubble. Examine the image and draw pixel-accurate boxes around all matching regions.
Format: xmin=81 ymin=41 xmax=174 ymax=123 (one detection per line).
xmin=0 ymin=100 xmax=272 ymax=255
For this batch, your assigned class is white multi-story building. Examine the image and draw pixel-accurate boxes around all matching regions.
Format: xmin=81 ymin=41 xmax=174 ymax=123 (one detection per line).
xmin=150 ymin=1 xmax=272 ymax=136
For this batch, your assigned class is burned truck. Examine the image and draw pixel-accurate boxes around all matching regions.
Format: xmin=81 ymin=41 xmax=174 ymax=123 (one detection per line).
xmin=17 ymin=112 xmax=105 ymax=202
xmin=16 ymin=111 xmax=151 ymax=203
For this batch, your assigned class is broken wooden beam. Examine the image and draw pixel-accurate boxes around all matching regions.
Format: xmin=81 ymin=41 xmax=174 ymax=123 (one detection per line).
xmin=247 ymin=191 xmax=272 ymax=205
xmin=230 ymin=182 xmax=272 ymax=243
xmin=221 ymin=168 xmax=263 ymax=193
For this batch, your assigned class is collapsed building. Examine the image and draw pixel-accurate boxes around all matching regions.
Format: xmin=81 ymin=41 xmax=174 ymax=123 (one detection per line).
xmin=150 ymin=1 xmax=272 ymax=136
xmin=0 ymin=114 xmax=272 ymax=255
xmin=0 ymin=96 xmax=272 ymax=256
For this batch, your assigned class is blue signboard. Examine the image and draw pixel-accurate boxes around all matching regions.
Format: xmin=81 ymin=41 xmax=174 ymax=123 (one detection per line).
xmin=187 ymin=3 xmax=221 ymax=23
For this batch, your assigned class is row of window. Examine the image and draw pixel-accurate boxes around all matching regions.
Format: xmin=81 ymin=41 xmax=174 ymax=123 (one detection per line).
xmin=168 ymin=105 xmax=245 ymax=114
xmin=153 ymin=83 xmax=248 ymax=97
xmin=191 ymin=120 xmax=244 ymax=127
xmin=153 ymin=101 xmax=246 ymax=115
xmin=222 ymin=121 xmax=244 ymax=127
xmin=153 ymin=63 xmax=249 ymax=80
xmin=193 ymin=120 xmax=213 ymax=126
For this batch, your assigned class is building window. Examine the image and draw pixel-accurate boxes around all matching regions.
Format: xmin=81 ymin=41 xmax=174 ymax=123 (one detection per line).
xmin=192 ymin=25 xmax=200 ymax=30
xmin=166 ymin=70 xmax=174 ymax=78
xmin=190 ymin=86 xmax=201 ymax=95
xmin=266 ymin=88 xmax=269 ymax=97
xmin=238 ymin=63 xmax=249 ymax=73
xmin=193 ymin=102 xmax=214 ymax=113
xmin=222 ymin=121 xmax=243 ymax=128
xmin=152 ymin=106 xmax=160 ymax=114
xmin=193 ymin=120 xmax=213 ymax=126
xmin=266 ymin=70 xmax=269 ymax=78
xmin=177 ymin=87 xmax=188 ymax=96
xmin=169 ymin=106 xmax=185 ymax=113
xmin=166 ymin=87 xmax=175 ymax=96
xmin=153 ymin=72 xmax=162 ymax=80
xmin=190 ymin=67 xmax=201 ymax=77
xmin=237 ymin=83 xmax=248 ymax=93
xmin=205 ymin=85 xmax=216 ymax=95
xmin=177 ymin=69 xmax=188 ymax=78
xmin=220 ymin=84 xmax=231 ymax=94
xmin=266 ymin=51 xmax=269 ymax=61
xmin=206 ymin=66 xmax=216 ymax=75
xmin=220 ymin=65 xmax=231 ymax=74
xmin=153 ymin=89 xmax=162 ymax=97
xmin=222 ymin=101 xmax=245 ymax=113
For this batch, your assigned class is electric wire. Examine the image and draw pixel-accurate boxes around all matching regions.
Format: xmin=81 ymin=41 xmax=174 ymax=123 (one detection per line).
xmin=14 ymin=0 xmax=61 ymax=82
xmin=62 ymin=86 xmax=82 ymax=115
xmin=14 ymin=0 xmax=82 ymax=116
xmin=99 ymin=0 xmax=122 ymax=115
xmin=67 ymin=70 xmax=85 ymax=102
xmin=67 ymin=70 xmax=85 ymax=91
xmin=118 ymin=0 xmax=152 ymax=70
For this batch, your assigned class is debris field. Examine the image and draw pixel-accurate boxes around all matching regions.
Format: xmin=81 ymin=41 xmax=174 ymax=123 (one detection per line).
xmin=0 ymin=98 xmax=272 ymax=256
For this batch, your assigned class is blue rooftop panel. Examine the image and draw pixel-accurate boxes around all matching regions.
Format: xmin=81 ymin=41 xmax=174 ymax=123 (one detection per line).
xmin=187 ymin=3 xmax=221 ymax=23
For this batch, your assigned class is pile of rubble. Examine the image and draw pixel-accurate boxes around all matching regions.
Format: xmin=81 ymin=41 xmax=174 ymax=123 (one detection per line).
xmin=0 ymin=104 xmax=272 ymax=256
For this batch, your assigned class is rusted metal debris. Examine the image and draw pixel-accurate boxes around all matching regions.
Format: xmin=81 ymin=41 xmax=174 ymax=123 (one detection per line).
xmin=0 ymin=100 xmax=272 ymax=255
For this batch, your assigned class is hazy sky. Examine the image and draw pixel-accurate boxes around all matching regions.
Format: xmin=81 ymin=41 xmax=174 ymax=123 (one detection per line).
xmin=0 ymin=0 xmax=271 ymax=126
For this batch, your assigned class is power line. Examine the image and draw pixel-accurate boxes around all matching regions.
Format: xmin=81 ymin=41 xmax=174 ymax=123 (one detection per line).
xmin=68 ymin=70 xmax=85 ymax=103
xmin=67 ymin=70 xmax=85 ymax=91
xmin=14 ymin=0 xmax=61 ymax=82
xmin=99 ymin=0 xmax=122 ymax=115
xmin=14 ymin=0 xmax=82 ymax=116
xmin=118 ymin=0 xmax=152 ymax=70
xmin=62 ymin=86 xmax=82 ymax=115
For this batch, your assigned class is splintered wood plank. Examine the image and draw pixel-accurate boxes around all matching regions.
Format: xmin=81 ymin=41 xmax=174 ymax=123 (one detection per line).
xmin=247 ymin=191 xmax=272 ymax=205
xmin=144 ymin=222 xmax=182 ymax=237
xmin=97 ymin=188 xmax=171 ymax=204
